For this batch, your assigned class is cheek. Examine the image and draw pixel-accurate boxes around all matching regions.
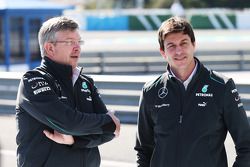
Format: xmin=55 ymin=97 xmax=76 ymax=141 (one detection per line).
xmin=165 ymin=53 xmax=174 ymax=61
xmin=187 ymin=48 xmax=195 ymax=57
xmin=61 ymin=50 xmax=71 ymax=58
xmin=161 ymin=50 xmax=169 ymax=60
xmin=188 ymin=45 xmax=195 ymax=54
xmin=57 ymin=51 xmax=70 ymax=62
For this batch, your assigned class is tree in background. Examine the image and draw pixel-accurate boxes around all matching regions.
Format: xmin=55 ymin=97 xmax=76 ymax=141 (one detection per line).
xmin=83 ymin=0 xmax=137 ymax=9
xmin=144 ymin=0 xmax=250 ymax=9
xmin=79 ymin=0 xmax=250 ymax=9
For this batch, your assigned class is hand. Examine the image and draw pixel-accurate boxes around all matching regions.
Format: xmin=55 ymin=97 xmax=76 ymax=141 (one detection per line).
xmin=43 ymin=130 xmax=74 ymax=145
xmin=107 ymin=110 xmax=120 ymax=137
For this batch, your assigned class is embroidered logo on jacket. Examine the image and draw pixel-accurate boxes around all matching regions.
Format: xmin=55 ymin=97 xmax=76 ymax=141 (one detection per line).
xmin=158 ymin=87 xmax=168 ymax=99
xmin=33 ymin=87 xmax=51 ymax=95
xmin=231 ymin=88 xmax=243 ymax=108
xmin=86 ymin=96 xmax=92 ymax=101
xmin=81 ymin=81 xmax=91 ymax=93
xmin=31 ymin=81 xmax=48 ymax=89
xmin=196 ymin=84 xmax=213 ymax=97
xmin=155 ymin=103 xmax=170 ymax=108
xmin=28 ymin=77 xmax=51 ymax=95
xmin=28 ymin=77 xmax=45 ymax=82
xmin=198 ymin=102 xmax=207 ymax=107
xmin=82 ymin=82 xmax=88 ymax=89
xmin=202 ymin=85 xmax=209 ymax=93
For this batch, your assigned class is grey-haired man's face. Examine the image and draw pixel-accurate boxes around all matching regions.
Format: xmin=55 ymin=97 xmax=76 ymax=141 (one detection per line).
xmin=44 ymin=30 xmax=82 ymax=69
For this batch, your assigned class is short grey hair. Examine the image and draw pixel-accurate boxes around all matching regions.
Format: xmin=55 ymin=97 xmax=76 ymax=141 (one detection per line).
xmin=38 ymin=16 xmax=79 ymax=58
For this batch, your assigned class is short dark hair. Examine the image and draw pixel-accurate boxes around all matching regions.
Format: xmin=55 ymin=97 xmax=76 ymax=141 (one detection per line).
xmin=158 ymin=16 xmax=195 ymax=51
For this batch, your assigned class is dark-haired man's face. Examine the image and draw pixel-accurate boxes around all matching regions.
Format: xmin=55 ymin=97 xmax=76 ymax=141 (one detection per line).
xmin=160 ymin=32 xmax=196 ymax=74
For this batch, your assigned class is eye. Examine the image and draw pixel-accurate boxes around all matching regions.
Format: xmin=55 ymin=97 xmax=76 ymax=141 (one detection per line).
xmin=166 ymin=44 xmax=175 ymax=50
xmin=68 ymin=40 xmax=84 ymax=45
xmin=181 ymin=41 xmax=189 ymax=46
xmin=66 ymin=41 xmax=73 ymax=45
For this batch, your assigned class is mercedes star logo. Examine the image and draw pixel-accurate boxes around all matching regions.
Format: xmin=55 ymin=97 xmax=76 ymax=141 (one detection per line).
xmin=158 ymin=87 xmax=168 ymax=98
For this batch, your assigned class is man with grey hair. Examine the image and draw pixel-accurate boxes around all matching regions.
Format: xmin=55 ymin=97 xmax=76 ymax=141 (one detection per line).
xmin=16 ymin=16 xmax=120 ymax=167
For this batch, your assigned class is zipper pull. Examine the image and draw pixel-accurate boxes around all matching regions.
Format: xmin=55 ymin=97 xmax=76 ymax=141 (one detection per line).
xmin=179 ymin=115 xmax=183 ymax=124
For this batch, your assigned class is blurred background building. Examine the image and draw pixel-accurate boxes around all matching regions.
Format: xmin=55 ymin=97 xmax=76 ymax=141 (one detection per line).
xmin=0 ymin=0 xmax=73 ymax=71
xmin=1 ymin=0 xmax=250 ymax=71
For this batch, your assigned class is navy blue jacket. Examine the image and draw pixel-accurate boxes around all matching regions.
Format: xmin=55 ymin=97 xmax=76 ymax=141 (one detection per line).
xmin=135 ymin=58 xmax=250 ymax=167
xmin=16 ymin=57 xmax=115 ymax=167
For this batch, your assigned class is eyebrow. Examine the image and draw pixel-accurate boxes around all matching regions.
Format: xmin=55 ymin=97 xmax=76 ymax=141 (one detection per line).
xmin=166 ymin=38 xmax=189 ymax=45
xmin=65 ymin=37 xmax=82 ymax=40
xmin=166 ymin=42 xmax=174 ymax=46
xmin=181 ymin=39 xmax=189 ymax=42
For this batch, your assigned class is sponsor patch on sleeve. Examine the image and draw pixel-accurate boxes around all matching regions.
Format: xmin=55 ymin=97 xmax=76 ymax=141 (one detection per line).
xmin=33 ymin=86 xmax=51 ymax=95
xmin=24 ymin=75 xmax=53 ymax=95
xmin=231 ymin=88 xmax=244 ymax=108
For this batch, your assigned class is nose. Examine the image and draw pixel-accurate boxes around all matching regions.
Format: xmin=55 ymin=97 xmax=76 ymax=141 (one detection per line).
xmin=73 ymin=42 xmax=81 ymax=47
xmin=175 ymin=45 xmax=182 ymax=55
xmin=73 ymin=45 xmax=81 ymax=53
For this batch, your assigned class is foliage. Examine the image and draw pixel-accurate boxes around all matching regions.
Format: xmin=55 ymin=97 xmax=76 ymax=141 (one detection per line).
xmin=83 ymin=0 xmax=250 ymax=9
xmin=145 ymin=0 xmax=250 ymax=9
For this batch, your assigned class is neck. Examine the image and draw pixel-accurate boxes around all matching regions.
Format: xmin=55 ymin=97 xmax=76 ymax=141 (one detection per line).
xmin=171 ymin=59 xmax=196 ymax=82
xmin=173 ymin=70 xmax=190 ymax=82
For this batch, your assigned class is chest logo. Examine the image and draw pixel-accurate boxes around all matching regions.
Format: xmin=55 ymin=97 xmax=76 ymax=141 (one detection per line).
xmin=198 ymin=102 xmax=207 ymax=107
xmin=158 ymin=87 xmax=168 ymax=99
xmin=202 ymin=85 xmax=209 ymax=93
xmin=196 ymin=84 xmax=213 ymax=97
xmin=82 ymin=82 xmax=88 ymax=89
xmin=155 ymin=103 xmax=170 ymax=108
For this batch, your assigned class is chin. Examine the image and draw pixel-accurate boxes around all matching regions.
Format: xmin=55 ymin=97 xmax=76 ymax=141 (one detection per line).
xmin=175 ymin=63 xmax=188 ymax=69
xmin=72 ymin=64 xmax=78 ymax=69
xmin=175 ymin=61 xmax=186 ymax=67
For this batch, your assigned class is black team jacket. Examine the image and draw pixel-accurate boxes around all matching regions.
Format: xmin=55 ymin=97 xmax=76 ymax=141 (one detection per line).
xmin=16 ymin=56 xmax=115 ymax=167
xmin=135 ymin=57 xmax=250 ymax=167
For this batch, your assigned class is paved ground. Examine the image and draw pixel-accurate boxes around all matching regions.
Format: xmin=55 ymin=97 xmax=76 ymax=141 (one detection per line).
xmin=0 ymin=115 xmax=236 ymax=167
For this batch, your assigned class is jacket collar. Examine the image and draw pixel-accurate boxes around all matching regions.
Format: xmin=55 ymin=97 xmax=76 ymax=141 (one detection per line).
xmin=39 ymin=56 xmax=73 ymax=81
xmin=166 ymin=57 xmax=202 ymax=80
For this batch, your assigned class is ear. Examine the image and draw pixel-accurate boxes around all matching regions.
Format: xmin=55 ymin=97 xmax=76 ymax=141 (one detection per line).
xmin=160 ymin=48 xmax=167 ymax=60
xmin=44 ymin=42 xmax=55 ymax=58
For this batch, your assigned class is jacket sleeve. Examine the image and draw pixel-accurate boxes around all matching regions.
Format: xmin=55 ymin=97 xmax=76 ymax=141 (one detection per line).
xmin=223 ymin=79 xmax=250 ymax=167
xmin=16 ymin=72 xmax=115 ymax=136
xmin=72 ymin=134 xmax=115 ymax=148
xmin=72 ymin=77 xmax=115 ymax=148
xmin=134 ymin=90 xmax=154 ymax=167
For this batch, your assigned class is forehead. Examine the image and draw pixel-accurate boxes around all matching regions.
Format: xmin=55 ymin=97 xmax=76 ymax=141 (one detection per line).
xmin=164 ymin=32 xmax=190 ymax=43
xmin=55 ymin=30 xmax=81 ymax=39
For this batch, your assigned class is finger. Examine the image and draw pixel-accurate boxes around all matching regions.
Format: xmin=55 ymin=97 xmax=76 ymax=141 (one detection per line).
xmin=43 ymin=130 xmax=54 ymax=140
xmin=115 ymin=131 xmax=120 ymax=138
xmin=53 ymin=130 xmax=60 ymax=136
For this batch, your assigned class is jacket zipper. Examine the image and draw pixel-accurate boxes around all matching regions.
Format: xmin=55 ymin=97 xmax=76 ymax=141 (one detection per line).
xmin=73 ymin=82 xmax=78 ymax=110
xmin=177 ymin=81 xmax=185 ymax=167
xmin=179 ymin=115 xmax=183 ymax=124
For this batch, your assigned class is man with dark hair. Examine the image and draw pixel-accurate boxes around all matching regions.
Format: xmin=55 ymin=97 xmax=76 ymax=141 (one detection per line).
xmin=16 ymin=16 xmax=120 ymax=167
xmin=135 ymin=16 xmax=250 ymax=167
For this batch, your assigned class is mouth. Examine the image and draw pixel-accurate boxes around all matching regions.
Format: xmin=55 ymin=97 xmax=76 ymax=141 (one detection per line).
xmin=70 ymin=56 xmax=79 ymax=59
xmin=174 ymin=56 xmax=186 ymax=61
